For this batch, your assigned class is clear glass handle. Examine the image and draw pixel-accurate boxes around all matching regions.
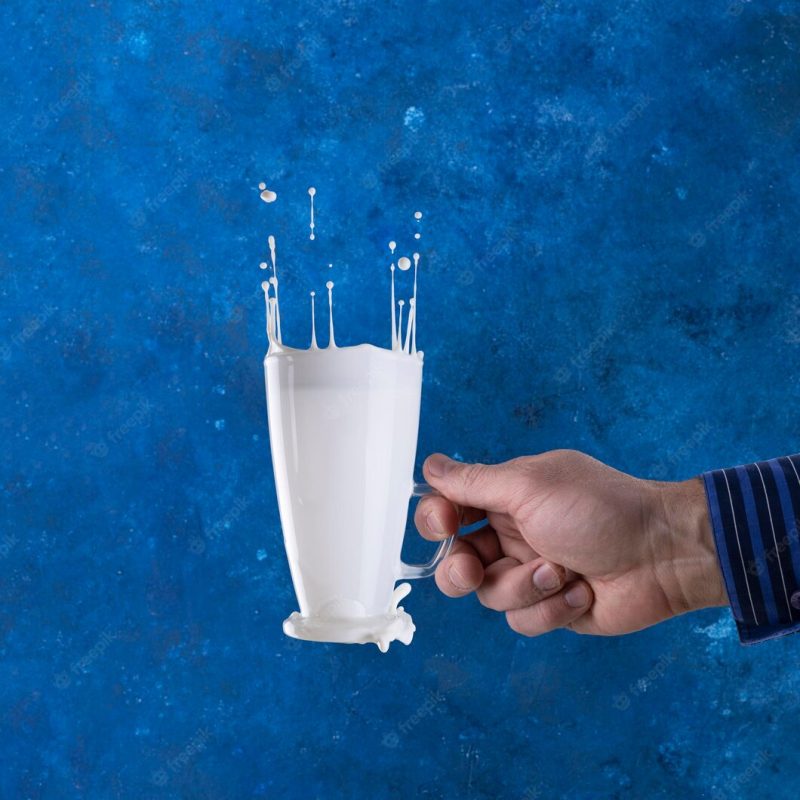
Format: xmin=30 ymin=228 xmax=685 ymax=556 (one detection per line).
xmin=397 ymin=482 xmax=457 ymax=579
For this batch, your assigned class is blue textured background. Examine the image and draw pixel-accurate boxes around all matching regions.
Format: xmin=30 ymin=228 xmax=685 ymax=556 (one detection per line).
xmin=2 ymin=1 xmax=799 ymax=797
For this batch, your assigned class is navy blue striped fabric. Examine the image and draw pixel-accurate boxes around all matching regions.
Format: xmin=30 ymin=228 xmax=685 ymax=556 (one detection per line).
xmin=703 ymin=455 xmax=800 ymax=644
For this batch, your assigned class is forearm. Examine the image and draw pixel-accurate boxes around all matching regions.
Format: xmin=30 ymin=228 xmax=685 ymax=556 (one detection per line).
xmin=649 ymin=477 xmax=727 ymax=616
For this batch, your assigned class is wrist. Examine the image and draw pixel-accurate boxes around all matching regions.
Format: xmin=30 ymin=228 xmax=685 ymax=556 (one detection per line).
xmin=648 ymin=477 xmax=727 ymax=616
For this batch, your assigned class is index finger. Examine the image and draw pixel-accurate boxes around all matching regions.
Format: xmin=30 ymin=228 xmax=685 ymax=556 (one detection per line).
xmin=423 ymin=454 xmax=530 ymax=514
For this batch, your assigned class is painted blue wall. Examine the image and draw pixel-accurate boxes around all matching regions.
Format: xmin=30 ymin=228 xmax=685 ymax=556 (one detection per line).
xmin=2 ymin=1 xmax=799 ymax=797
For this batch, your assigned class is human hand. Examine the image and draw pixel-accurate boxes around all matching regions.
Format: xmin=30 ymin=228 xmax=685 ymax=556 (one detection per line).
xmin=415 ymin=450 xmax=726 ymax=636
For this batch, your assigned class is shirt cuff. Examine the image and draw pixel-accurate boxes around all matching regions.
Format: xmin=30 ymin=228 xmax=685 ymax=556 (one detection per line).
xmin=702 ymin=455 xmax=800 ymax=644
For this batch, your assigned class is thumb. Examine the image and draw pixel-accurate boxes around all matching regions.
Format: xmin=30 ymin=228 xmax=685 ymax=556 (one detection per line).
xmin=423 ymin=454 xmax=527 ymax=513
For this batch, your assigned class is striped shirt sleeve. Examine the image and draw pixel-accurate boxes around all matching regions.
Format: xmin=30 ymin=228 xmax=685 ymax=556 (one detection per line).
xmin=703 ymin=455 xmax=800 ymax=644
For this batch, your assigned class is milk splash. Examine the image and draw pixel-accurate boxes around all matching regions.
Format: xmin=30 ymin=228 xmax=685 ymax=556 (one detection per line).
xmin=283 ymin=583 xmax=415 ymax=653
xmin=260 ymin=185 xmax=427 ymax=652
xmin=260 ymin=202 xmax=422 ymax=360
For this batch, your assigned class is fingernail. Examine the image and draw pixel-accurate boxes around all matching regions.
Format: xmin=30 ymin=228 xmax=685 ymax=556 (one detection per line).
xmin=565 ymin=584 xmax=589 ymax=608
xmin=448 ymin=566 xmax=470 ymax=590
xmin=426 ymin=510 xmax=445 ymax=537
xmin=533 ymin=564 xmax=559 ymax=592
xmin=426 ymin=454 xmax=451 ymax=478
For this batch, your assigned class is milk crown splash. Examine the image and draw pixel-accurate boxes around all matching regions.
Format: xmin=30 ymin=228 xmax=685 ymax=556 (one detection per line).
xmin=258 ymin=189 xmax=423 ymax=358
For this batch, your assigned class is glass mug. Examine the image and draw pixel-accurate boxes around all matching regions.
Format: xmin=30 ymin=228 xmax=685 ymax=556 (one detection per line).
xmin=264 ymin=344 xmax=454 ymax=651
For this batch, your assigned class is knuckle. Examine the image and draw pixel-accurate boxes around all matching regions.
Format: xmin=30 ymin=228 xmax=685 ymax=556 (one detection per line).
xmin=506 ymin=455 xmax=538 ymax=472
xmin=460 ymin=462 xmax=489 ymax=491
xmin=531 ymin=451 xmax=572 ymax=482
xmin=549 ymin=449 xmax=599 ymax=477
xmin=508 ymin=451 xmax=591 ymax=520
xmin=550 ymin=448 xmax=582 ymax=461
xmin=536 ymin=449 xmax=585 ymax=478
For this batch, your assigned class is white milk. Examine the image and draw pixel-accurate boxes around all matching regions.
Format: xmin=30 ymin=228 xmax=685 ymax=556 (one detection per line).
xmin=266 ymin=345 xmax=424 ymax=651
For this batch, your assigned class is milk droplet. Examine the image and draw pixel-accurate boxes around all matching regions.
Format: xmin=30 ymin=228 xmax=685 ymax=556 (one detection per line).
xmin=258 ymin=182 xmax=277 ymax=203
xmin=389 ymin=241 xmax=396 ymax=254
xmin=403 ymin=297 xmax=415 ymax=353
xmin=411 ymin=253 xmax=420 ymax=353
xmin=414 ymin=211 xmax=422 ymax=220
xmin=397 ymin=299 xmax=405 ymax=346
xmin=326 ymin=280 xmax=336 ymax=347
xmin=262 ymin=281 xmax=276 ymax=345
xmin=390 ymin=262 xmax=397 ymax=350
xmin=268 ymin=272 xmax=282 ymax=343
xmin=267 ymin=234 xmax=278 ymax=342
xmin=308 ymin=187 xmax=316 ymax=240
xmin=397 ymin=256 xmax=412 ymax=271
xmin=309 ymin=291 xmax=318 ymax=349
